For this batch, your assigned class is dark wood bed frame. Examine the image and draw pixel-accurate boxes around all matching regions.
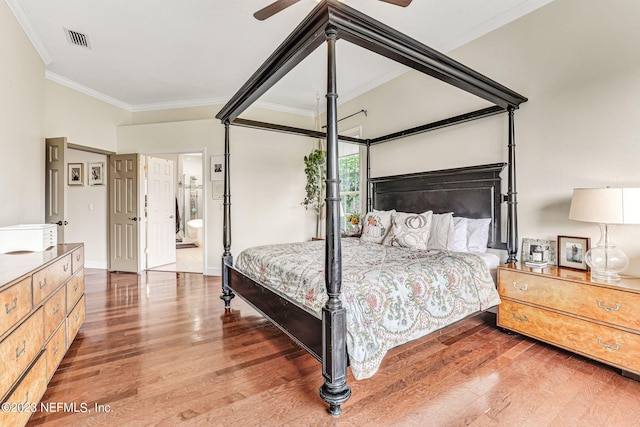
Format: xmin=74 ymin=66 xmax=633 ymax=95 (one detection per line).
xmin=215 ymin=0 xmax=527 ymax=415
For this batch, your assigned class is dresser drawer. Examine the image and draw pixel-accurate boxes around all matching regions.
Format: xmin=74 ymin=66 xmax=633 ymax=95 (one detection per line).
xmin=1 ymin=276 xmax=32 ymax=337
xmin=0 ymin=352 xmax=47 ymax=427
xmin=66 ymin=270 xmax=84 ymax=313
xmin=0 ymin=309 xmax=44 ymax=399
xmin=67 ymin=296 xmax=85 ymax=344
xmin=32 ymin=254 xmax=72 ymax=306
xmin=498 ymin=269 xmax=640 ymax=331
xmin=71 ymin=246 xmax=84 ymax=274
xmin=498 ymin=300 xmax=640 ymax=375
xmin=45 ymin=323 xmax=67 ymax=380
xmin=43 ymin=286 xmax=66 ymax=340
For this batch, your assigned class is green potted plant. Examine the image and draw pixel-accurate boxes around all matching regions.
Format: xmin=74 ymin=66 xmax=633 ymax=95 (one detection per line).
xmin=302 ymin=148 xmax=326 ymax=237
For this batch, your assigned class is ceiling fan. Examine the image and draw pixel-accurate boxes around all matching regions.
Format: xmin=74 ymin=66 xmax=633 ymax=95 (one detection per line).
xmin=254 ymin=0 xmax=412 ymax=21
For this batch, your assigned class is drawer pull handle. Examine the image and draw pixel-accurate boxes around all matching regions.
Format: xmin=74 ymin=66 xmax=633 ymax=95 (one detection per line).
xmin=39 ymin=278 xmax=47 ymax=289
xmin=53 ymin=305 xmax=60 ymax=316
xmin=596 ymin=300 xmax=620 ymax=312
xmin=74 ymin=283 xmax=79 ymax=292
xmin=76 ymin=254 xmax=81 ymax=261
xmin=511 ymin=312 xmax=529 ymax=322
xmin=513 ymin=281 xmax=528 ymax=291
xmin=16 ymin=340 xmax=26 ymax=358
xmin=5 ymin=297 xmax=18 ymax=314
xmin=597 ymin=336 xmax=621 ymax=352
xmin=21 ymin=391 xmax=29 ymax=406
xmin=53 ymin=343 xmax=60 ymax=356
xmin=63 ymin=263 xmax=69 ymax=272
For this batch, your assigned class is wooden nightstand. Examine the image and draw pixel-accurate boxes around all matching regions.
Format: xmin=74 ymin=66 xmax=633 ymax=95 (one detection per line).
xmin=497 ymin=263 xmax=640 ymax=379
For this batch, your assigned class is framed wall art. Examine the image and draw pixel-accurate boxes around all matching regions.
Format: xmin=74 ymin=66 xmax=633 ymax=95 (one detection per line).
xmin=210 ymin=155 xmax=224 ymax=181
xmin=521 ymin=238 xmax=556 ymax=265
xmin=557 ymin=235 xmax=590 ymax=271
xmin=68 ymin=163 xmax=84 ymax=186
xmin=88 ymin=162 xmax=105 ymax=186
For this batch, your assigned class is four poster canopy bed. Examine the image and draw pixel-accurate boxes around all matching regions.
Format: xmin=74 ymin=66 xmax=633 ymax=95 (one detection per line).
xmin=215 ymin=0 xmax=527 ymax=416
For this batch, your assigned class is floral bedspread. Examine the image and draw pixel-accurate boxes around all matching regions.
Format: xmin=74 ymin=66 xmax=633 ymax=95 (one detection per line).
xmin=234 ymin=239 xmax=500 ymax=380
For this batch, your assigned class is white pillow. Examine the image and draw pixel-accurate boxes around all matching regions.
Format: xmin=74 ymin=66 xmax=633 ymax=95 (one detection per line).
xmin=428 ymin=212 xmax=454 ymax=250
xmin=382 ymin=211 xmax=433 ymax=250
xmin=451 ymin=217 xmax=469 ymax=252
xmin=466 ymin=217 xmax=491 ymax=253
xmin=360 ymin=210 xmax=395 ymax=244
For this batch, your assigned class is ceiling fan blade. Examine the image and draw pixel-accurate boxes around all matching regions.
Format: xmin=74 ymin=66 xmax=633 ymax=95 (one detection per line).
xmin=378 ymin=0 xmax=413 ymax=7
xmin=254 ymin=0 xmax=303 ymax=21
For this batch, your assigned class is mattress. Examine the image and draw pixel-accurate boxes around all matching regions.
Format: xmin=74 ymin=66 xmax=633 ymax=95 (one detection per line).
xmin=235 ymin=239 xmax=501 ymax=379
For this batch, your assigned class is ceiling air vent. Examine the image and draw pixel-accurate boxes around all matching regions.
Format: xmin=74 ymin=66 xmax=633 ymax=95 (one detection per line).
xmin=64 ymin=28 xmax=91 ymax=49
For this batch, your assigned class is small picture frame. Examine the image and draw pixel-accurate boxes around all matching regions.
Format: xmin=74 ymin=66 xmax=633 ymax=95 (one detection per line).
xmin=557 ymin=235 xmax=590 ymax=271
xmin=88 ymin=162 xmax=105 ymax=186
xmin=68 ymin=163 xmax=84 ymax=186
xmin=521 ymin=238 xmax=557 ymax=264
xmin=210 ymin=155 xmax=224 ymax=181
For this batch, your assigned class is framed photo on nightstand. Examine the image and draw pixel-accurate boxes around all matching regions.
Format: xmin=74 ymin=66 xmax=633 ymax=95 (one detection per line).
xmin=557 ymin=235 xmax=590 ymax=271
xmin=521 ymin=238 xmax=556 ymax=265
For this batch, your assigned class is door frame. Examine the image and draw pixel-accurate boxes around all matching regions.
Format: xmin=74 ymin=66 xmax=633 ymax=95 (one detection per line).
xmin=140 ymin=148 xmax=208 ymax=274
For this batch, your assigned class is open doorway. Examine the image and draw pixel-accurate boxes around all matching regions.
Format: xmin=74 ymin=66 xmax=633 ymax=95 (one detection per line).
xmin=147 ymin=152 xmax=204 ymax=273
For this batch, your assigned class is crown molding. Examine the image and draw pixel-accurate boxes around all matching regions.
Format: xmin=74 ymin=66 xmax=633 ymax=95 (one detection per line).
xmin=5 ymin=0 xmax=52 ymax=64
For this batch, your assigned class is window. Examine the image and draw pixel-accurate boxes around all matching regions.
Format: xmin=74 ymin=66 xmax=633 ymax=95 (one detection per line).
xmin=338 ymin=140 xmax=361 ymax=229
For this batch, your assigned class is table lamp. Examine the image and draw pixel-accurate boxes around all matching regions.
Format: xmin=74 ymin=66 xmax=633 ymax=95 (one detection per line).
xmin=569 ymin=188 xmax=640 ymax=282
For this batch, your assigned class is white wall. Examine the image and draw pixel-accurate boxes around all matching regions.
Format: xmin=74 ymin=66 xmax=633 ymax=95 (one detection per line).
xmin=0 ymin=0 xmax=45 ymax=226
xmin=64 ymin=149 xmax=108 ymax=268
xmin=337 ymin=0 xmax=640 ymax=275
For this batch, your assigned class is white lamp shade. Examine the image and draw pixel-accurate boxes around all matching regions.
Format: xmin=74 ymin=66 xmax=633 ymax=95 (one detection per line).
xmin=569 ymin=188 xmax=640 ymax=224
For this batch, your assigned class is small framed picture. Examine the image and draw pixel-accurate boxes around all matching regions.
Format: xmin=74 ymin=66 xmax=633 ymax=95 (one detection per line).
xmin=557 ymin=235 xmax=590 ymax=271
xmin=521 ymin=238 xmax=556 ymax=264
xmin=68 ymin=163 xmax=84 ymax=186
xmin=88 ymin=162 xmax=105 ymax=185
xmin=210 ymin=155 xmax=224 ymax=181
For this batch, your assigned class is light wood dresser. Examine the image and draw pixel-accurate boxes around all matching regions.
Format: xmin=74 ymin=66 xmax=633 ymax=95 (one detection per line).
xmin=0 ymin=243 xmax=85 ymax=426
xmin=497 ymin=263 xmax=640 ymax=378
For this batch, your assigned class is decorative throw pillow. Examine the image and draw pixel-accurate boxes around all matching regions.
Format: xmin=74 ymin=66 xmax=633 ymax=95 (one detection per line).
xmin=428 ymin=212 xmax=454 ymax=250
xmin=451 ymin=216 xmax=469 ymax=252
xmin=382 ymin=211 xmax=433 ymax=250
xmin=360 ymin=210 xmax=395 ymax=244
xmin=466 ymin=217 xmax=491 ymax=253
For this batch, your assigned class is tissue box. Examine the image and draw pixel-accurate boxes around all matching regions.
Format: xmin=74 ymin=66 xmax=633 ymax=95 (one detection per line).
xmin=0 ymin=224 xmax=57 ymax=253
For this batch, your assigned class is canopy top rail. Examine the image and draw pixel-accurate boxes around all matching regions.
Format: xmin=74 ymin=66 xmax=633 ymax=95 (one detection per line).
xmin=216 ymin=0 xmax=527 ymax=124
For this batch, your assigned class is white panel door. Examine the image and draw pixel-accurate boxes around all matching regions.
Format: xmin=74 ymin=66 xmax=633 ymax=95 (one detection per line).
xmin=109 ymin=154 xmax=140 ymax=272
xmin=146 ymin=157 xmax=176 ymax=269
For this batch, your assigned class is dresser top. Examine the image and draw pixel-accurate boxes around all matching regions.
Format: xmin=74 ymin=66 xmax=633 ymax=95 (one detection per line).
xmin=0 ymin=243 xmax=82 ymax=286
xmin=500 ymin=263 xmax=640 ymax=293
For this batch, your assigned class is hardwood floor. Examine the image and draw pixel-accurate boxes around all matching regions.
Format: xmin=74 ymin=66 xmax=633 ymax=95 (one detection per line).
xmin=25 ymin=269 xmax=640 ymax=427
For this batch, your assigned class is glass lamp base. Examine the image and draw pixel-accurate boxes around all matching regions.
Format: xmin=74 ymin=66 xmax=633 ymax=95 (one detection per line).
xmin=585 ymin=226 xmax=628 ymax=283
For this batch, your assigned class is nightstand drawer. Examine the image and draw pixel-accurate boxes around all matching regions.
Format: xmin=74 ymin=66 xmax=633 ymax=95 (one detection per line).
xmin=45 ymin=323 xmax=67 ymax=380
xmin=67 ymin=296 xmax=85 ymax=344
xmin=498 ymin=269 xmax=640 ymax=331
xmin=499 ymin=300 xmax=640 ymax=375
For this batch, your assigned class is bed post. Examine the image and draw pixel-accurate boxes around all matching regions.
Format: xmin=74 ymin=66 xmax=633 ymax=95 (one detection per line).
xmin=506 ymin=107 xmax=518 ymax=263
xmin=220 ymin=120 xmax=235 ymax=308
xmin=319 ymin=25 xmax=351 ymax=416
xmin=366 ymin=141 xmax=372 ymax=213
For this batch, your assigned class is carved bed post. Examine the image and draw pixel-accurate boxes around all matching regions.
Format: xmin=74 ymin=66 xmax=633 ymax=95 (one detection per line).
xmin=319 ymin=25 xmax=351 ymax=416
xmin=220 ymin=120 xmax=235 ymax=308
xmin=506 ymin=107 xmax=518 ymax=263
xmin=366 ymin=141 xmax=372 ymax=213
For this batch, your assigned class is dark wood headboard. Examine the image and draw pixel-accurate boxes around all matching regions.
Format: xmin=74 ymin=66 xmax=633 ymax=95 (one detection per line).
xmin=370 ymin=163 xmax=506 ymax=249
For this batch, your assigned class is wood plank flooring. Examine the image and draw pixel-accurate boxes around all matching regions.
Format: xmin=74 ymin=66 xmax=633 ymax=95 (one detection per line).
xmin=25 ymin=269 xmax=640 ymax=426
